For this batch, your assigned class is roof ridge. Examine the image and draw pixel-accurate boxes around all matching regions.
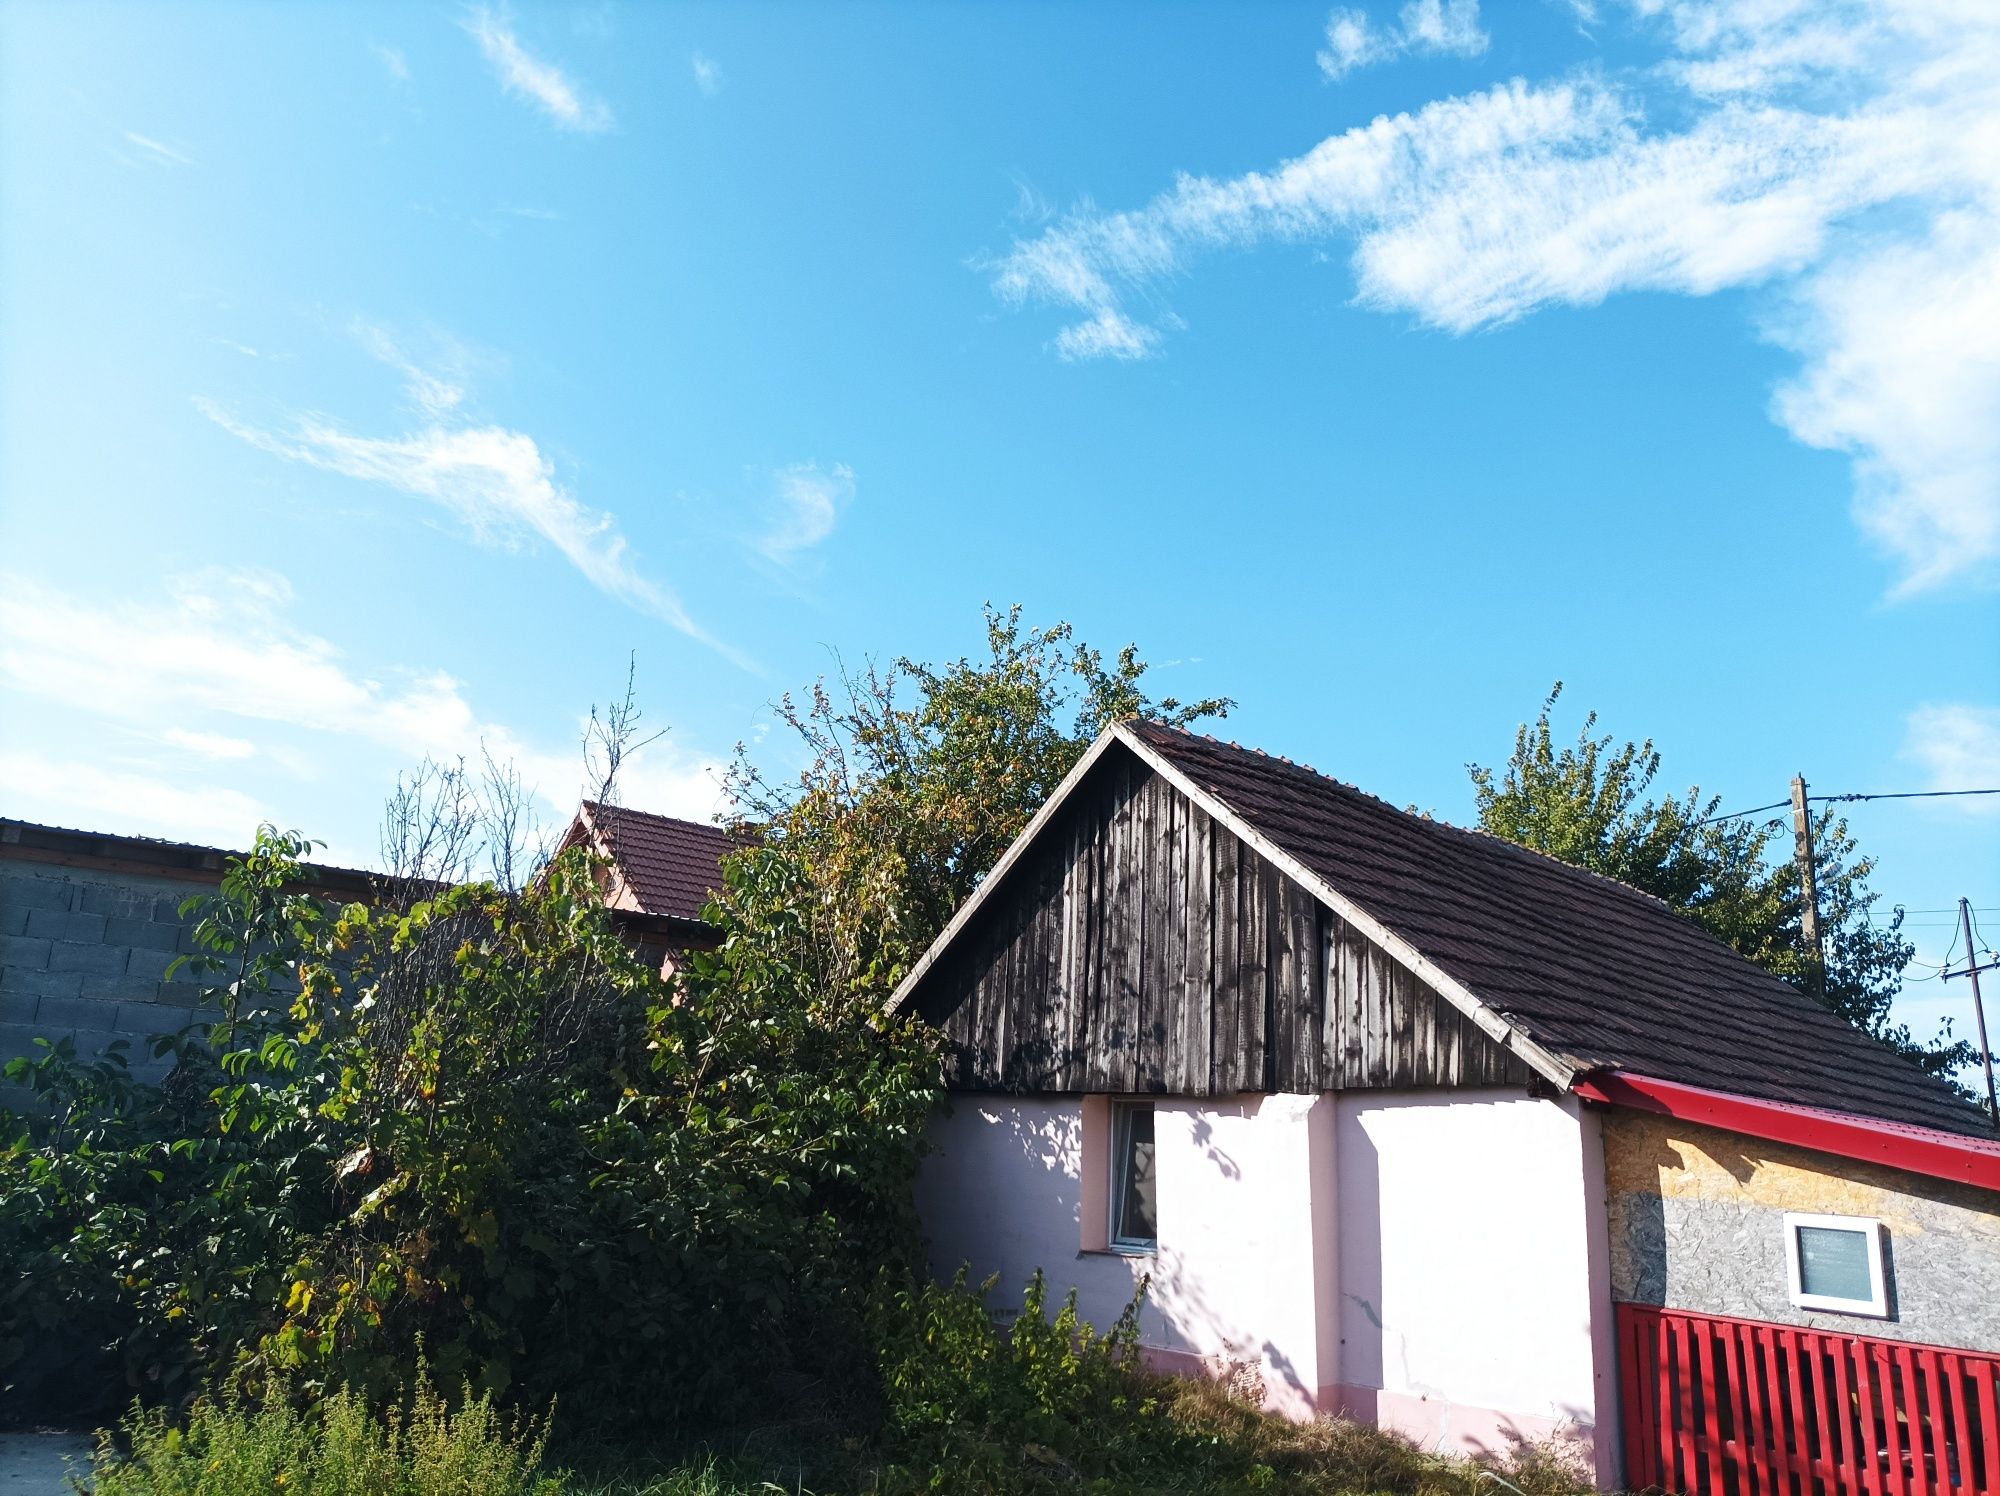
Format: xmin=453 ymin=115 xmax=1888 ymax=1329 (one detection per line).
xmin=581 ymin=800 xmax=729 ymax=834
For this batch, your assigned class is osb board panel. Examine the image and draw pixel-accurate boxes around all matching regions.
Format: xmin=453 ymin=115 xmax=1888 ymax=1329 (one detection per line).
xmin=1603 ymin=1109 xmax=2000 ymax=1351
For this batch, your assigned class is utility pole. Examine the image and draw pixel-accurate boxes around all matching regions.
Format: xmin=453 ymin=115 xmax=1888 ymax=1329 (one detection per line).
xmin=1953 ymin=897 xmax=1999 ymax=1123
xmin=1791 ymin=774 xmax=1823 ymax=992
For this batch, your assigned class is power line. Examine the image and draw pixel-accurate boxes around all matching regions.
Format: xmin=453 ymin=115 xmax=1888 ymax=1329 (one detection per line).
xmin=1692 ymin=786 xmax=2000 ymax=828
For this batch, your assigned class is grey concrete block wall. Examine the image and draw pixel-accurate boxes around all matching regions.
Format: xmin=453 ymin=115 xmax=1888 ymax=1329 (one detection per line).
xmin=0 ymin=863 xmax=219 ymax=1084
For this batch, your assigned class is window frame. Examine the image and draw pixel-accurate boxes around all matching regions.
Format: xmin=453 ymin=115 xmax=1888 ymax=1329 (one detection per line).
xmin=1783 ymin=1211 xmax=1889 ymax=1317
xmin=1107 ymin=1099 xmax=1157 ymax=1255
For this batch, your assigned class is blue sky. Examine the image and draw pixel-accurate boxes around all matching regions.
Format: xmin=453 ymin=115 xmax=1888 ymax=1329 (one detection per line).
xmin=2 ymin=1 xmax=1995 ymax=1045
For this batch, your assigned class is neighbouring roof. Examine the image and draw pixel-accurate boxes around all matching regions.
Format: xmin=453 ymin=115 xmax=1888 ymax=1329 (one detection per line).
xmin=1119 ymin=720 xmax=1990 ymax=1139
xmin=2 ymin=816 xmax=377 ymax=899
xmin=562 ymin=802 xmax=734 ymax=925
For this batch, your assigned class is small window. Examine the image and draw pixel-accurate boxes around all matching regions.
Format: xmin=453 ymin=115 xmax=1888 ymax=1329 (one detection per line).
xmin=1784 ymin=1212 xmax=1888 ymax=1317
xmin=1110 ymin=1101 xmax=1156 ymax=1253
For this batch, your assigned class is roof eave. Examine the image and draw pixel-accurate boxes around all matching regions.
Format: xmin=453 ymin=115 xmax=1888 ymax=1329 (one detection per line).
xmin=1575 ymin=1070 xmax=2000 ymax=1191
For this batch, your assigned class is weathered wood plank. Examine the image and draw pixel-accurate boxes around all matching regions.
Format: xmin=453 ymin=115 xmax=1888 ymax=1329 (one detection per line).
xmin=1269 ymin=870 xmax=1295 ymax=1089
xmin=1082 ymin=793 xmax=1113 ymax=1091
xmin=1318 ymin=909 xmax=1342 ymax=1089
xmin=1055 ymin=811 xmax=1086 ymax=1090
xmin=1339 ymin=916 xmax=1368 ymax=1088
xmin=1211 ymin=822 xmax=1243 ymax=1094
xmin=1156 ymin=784 xmax=1184 ymax=1093
xmin=1106 ymin=763 xmax=1141 ymax=1091
xmin=917 ymin=745 xmax=1537 ymax=1096
xmin=1183 ymin=802 xmax=1214 ymax=1096
xmin=1240 ymin=855 xmax=1272 ymax=1092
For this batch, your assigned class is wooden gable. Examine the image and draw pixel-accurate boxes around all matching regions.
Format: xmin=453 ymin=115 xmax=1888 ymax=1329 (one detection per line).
xmin=905 ymin=746 xmax=1535 ymax=1096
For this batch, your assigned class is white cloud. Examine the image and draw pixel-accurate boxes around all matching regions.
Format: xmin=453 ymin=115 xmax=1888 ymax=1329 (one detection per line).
xmin=0 ymin=752 xmax=269 ymax=848
xmin=692 ymin=51 xmax=721 ymax=96
xmin=1769 ymin=213 xmax=2000 ymax=593
xmin=122 ymin=131 xmax=193 ymax=167
xmin=197 ymin=398 xmax=749 ymax=668
xmin=1903 ymin=703 xmax=2000 ymax=814
xmin=758 ymin=463 xmax=855 ymax=563
xmin=1054 ymin=308 xmax=1161 ymax=362
xmin=994 ymin=0 xmax=2000 ymax=591
xmin=0 ymin=572 xmax=729 ymax=846
xmin=1318 ymin=1 xmax=1488 ymax=81
xmin=163 ymin=727 xmax=258 ymax=760
xmin=374 ymin=44 xmax=411 ymax=82
xmin=462 ymin=7 xmax=612 ymax=133
xmin=352 ymin=322 xmax=469 ymax=419
xmin=1 ymin=570 xmax=483 ymax=757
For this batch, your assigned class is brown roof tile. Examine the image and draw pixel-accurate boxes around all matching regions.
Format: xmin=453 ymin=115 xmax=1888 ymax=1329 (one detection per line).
xmin=1126 ymin=719 xmax=1990 ymax=1139
xmin=568 ymin=802 xmax=733 ymax=924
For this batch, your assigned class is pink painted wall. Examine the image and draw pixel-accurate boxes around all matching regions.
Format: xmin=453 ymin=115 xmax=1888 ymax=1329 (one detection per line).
xmin=915 ymin=1088 xmax=1619 ymax=1485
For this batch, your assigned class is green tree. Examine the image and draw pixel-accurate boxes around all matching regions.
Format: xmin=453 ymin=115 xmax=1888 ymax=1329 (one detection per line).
xmin=2 ymin=829 xmax=940 ymax=1434
xmin=1468 ymin=686 xmax=1972 ymax=1083
xmin=725 ymin=604 xmax=1230 ymax=1016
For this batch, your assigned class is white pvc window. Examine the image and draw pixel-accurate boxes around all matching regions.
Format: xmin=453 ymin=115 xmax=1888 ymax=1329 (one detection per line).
xmin=1784 ymin=1212 xmax=1889 ymax=1317
xmin=1109 ymin=1100 xmax=1157 ymax=1253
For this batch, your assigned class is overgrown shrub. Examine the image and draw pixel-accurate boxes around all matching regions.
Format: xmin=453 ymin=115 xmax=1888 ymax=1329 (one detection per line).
xmin=0 ymin=831 xmax=939 ymax=1435
xmin=872 ymin=1269 xmax=1167 ymax=1486
xmin=860 ymin=1272 xmax=1594 ymax=1496
xmin=89 ymin=1373 xmax=559 ymax=1496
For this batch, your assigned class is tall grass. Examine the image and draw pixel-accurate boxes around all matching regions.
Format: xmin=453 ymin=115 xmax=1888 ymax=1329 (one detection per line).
xmin=87 ymin=1378 xmax=560 ymax=1496
xmin=82 ymin=1365 xmax=1596 ymax=1496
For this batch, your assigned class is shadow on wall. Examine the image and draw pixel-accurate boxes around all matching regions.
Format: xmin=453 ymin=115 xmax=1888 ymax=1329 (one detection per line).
xmin=930 ymin=1093 xmax=1599 ymax=1466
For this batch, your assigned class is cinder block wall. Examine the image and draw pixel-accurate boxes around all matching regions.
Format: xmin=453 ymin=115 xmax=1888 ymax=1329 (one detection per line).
xmin=0 ymin=862 xmax=222 ymax=1084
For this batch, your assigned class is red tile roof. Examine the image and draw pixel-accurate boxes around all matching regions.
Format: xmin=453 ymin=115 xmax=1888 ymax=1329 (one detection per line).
xmin=564 ymin=802 xmax=733 ymax=924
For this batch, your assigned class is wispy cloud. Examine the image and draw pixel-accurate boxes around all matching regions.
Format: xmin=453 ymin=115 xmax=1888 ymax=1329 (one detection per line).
xmin=0 ymin=572 xmax=730 ymax=843
xmin=198 ymin=399 xmax=745 ymax=667
xmin=1904 ymin=703 xmax=2000 ymax=815
xmin=1318 ymin=0 xmax=1488 ymax=81
xmin=463 ymin=7 xmax=612 ymax=132
xmin=692 ymin=51 xmax=721 ymax=97
xmin=757 ymin=462 xmax=855 ymax=564
xmin=163 ymin=727 xmax=258 ymax=760
xmin=374 ymin=43 xmax=411 ymax=82
xmin=122 ymin=131 xmax=193 ymax=167
xmin=992 ymin=0 xmax=2000 ymax=592
xmin=352 ymin=321 xmax=469 ymax=419
xmin=0 ymin=752 xmax=269 ymax=848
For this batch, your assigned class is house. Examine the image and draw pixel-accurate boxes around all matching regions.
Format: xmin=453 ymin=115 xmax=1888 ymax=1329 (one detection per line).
xmin=2 ymin=803 xmax=733 ymax=1079
xmin=550 ymin=800 xmax=736 ymax=974
xmin=889 ymin=720 xmax=2000 ymax=1493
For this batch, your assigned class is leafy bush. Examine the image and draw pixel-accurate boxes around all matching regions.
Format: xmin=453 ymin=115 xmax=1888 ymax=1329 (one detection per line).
xmin=872 ymin=1269 xmax=1168 ymax=1486
xmin=1 ymin=831 xmax=939 ymax=1435
xmin=861 ymin=1272 xmax=1593 ymax=1496
xmin=89 ymin=1374 xmax=559 ymax=1496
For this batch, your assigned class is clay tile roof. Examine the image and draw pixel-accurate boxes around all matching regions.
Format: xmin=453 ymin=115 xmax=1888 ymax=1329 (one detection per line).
xmin=570 ymin=802 xmax=734 ymax=924
xmin=1124 ymin=719 xmax=1991 ymax=1140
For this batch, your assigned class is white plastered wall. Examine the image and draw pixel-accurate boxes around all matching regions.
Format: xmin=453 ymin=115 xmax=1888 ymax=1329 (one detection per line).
xmin=915 ymin=1087 xmax=1620 ymax=1484
xmin=1331 ymin=1090 xmax=1619 ymax=1483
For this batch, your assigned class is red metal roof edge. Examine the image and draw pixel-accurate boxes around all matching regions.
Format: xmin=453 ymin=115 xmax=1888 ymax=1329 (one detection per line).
xmin=1574 ymin=1071 xmax=2000 ymax=1192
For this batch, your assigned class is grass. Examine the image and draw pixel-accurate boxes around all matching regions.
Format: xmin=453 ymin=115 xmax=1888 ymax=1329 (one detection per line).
xmin=78 ymin=1372 xmax=1597 ymax=1496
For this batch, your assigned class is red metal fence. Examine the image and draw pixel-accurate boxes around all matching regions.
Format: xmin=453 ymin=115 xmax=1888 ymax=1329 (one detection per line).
xmin=1618 ymin=1305 xmax=2000 ymax=1496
